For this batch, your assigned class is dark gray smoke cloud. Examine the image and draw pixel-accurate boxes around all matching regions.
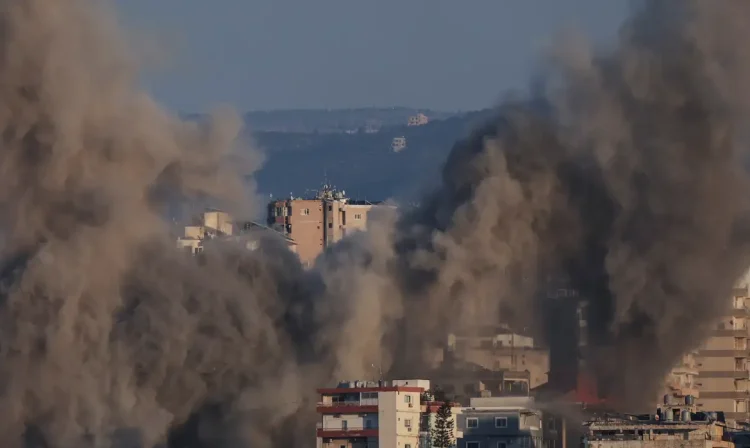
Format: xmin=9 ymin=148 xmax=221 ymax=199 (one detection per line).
xmin=366 ymin=0 xmax=750 ymax=409
xmin=0 ymin=0 xmax=750 ymax=447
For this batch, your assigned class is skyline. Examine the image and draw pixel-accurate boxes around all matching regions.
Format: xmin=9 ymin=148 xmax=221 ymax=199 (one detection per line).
xmin=114 ymin=0 xmax=629 ymax=113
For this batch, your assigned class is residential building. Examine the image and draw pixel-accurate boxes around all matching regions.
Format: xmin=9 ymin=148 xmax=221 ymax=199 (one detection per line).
xmin=445 ymin=327 xmax=550 ymax=389
xmin=658 ymin=352 xmax=699 ymax=409
xmin=176 ymin=210 xmax=296 ymax=255
xmin=582 ymin=411 xmax=734 ymax=448
xmin=456 ymin=397 xmax=543 ymax=448
xmin=696 ymin=282 xmax=750 ymax=424
xmin=316 ymin=379 xmax=429 ymax=448
xmin=543 ymin=278 xmax=589 ymax=396
xmin=429 ymin=360 xmax=535 ymax=406
xmin=392 ymin=137 xmax=407 ymax=152
xmin=408 ymin=113 xmax=429 ymax=126
xmin=268 ymin=197 xmax=324 ymax=265
xmin=268 ymin=185 xmax=392 ymax=266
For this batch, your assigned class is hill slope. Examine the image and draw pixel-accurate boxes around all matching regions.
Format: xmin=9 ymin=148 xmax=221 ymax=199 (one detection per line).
xmin=252 ymin=109 xmax=494 ymax=201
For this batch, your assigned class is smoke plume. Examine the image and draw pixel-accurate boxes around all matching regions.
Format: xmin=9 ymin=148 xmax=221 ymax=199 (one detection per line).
xmin=0 ymin=0 xmax=748 ymax=446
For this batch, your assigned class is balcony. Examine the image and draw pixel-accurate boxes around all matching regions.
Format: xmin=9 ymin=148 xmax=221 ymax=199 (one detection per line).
xmin=316 ymin=426 xmax=379 ymax=439
xmin=316 ymin=401 xmax=379 ymax=414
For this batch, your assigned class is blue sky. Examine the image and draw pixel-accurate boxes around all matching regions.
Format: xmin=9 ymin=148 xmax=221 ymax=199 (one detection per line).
xmin=114 ymin=1 xmax=629 ymax=113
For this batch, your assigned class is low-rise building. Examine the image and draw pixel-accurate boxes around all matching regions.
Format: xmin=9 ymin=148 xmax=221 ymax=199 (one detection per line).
xmin=583 ymin=412 xmax=734 ymax=448
xmin=457 ymin=397 xmax=543 ymax=448
xmin=316 ymin=379 xmax=428 ymax=448
xmin=408 ymin=113 xmax=429 ymax=126
xmin=445 ymin=327 xmax=549 ymax=389
xmin=392 ymin=136 xmax=407 ymax=152
xmin=177 ymin=210 xmax=296 ymax=255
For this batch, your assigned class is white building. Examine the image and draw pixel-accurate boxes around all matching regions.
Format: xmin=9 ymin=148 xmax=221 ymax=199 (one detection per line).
xmin=316 ymin=380 xmax=429 ymax=448
xmin=392 ymin=137 xmax=407 ymax=152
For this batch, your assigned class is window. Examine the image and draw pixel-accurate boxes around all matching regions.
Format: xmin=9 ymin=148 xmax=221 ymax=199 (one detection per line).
xmin=736 ymin=296 xmax=746 ymax=309
xmin=735 ymin=318 xmax=747 ymax=330
xmin=736 ymin=358 xmax=746 ymax=371
xmin=736 ymin=400 xmax=748 ymax=413
xmin=405 ymin=419 xmax=412 ymax=428
xmin=467 ymin=443 xmax=480 ymax=448
xmin=301 ymin=208 xmax=310 ymax=216
xmin=467 ymin=418 xmax=479 ymax=428
xmin=328 ymin=223 xmax=333 ymax=229
xmin=495 ymin=417 xmax=507 ymax=428
xmin=405 ymin=395 xmax=412 ymax=404
xmin=328 ymin=205 xmax=333 ymax=211
xmin=405 ymin=445 xmax=412 ymax=448
xmin=737 ymin=337 xmax=747 ymax=350
xmin=342 ymin=420 xmax=348 ymax=430
xmin=355 ymin=213 xmax=363 ymax=220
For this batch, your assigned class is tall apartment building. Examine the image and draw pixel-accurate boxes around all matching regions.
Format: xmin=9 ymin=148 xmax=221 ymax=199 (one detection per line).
xmin=268 ymin=185 xmax=390 ymax=267
xmin=316 ymin=379 xmax=429 ymax=448
xmin=696 ymin=283 xmax=750 ymax=423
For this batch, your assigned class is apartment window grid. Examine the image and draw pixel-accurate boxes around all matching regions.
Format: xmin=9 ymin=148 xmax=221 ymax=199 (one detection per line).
xmin=467 ymin=418 xmax=479 ymax=429
xmin=495 ymin=417 xmax=508 ymax=428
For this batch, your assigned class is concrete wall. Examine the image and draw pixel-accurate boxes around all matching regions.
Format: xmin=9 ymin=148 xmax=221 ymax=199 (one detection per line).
xmin=379 ymin=390 xmax=421 ymax=448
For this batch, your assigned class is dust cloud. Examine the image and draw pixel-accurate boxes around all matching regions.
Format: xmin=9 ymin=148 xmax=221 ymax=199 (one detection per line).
xmin=0 ymin=0 xmax=748 ymax=447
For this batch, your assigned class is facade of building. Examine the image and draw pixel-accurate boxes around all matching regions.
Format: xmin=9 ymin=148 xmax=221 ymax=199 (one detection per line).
xmin=696 ymin=283 xmax=750 ymax=423
xmin=392 ymin=137 xmax=407 ymax=152
xmin=408 ymin=113 xmax=429 ymax=126
xmin=445 ymin=328 xmax=550 ymax=389
xmin=658 ymin=352 xmax=700 ymax=409
xmin=268 ymin=185 xmax=391 ymax=267
xmin=316 ymin=380 xmax=429 ymax=448
xmin=456 ymin=397 xmax=543 ymax=448
xmin=583 ymin=413 xmax=734 ymax=448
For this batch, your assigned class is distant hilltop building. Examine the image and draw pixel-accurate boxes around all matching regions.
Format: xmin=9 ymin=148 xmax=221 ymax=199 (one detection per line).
xmin=408 ymin=112 xmax=429 ymax=127
xmin=176 ymin=209 xmax=297 ymax=255
xmin=267 ymin=184 xmax=394 ymax=267
xmin=392 ymin=136 xmax=407 ymax=152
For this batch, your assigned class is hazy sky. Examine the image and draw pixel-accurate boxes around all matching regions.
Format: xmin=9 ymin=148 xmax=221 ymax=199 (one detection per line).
xmin=114 ymin=1 xmax=629 ymax=113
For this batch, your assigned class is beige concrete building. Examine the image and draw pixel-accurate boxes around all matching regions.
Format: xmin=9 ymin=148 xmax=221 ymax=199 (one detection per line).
xmin=659 ymin=352 xmax=700 ymax=407
xmin=583 ymin=415 xmax=734 ymax=448
xmin=696 ymin=282 xmax=750 ymax=423
xmin=445 ymin=328 xmax=550 ymax=389
xmin=177 ymin=210 xmax=296 ymax=255
xmin=268 ymin=185 xmax=392 ymax=267
xmin=316 ymin=379 xmax=429 ymax=448
xmin=268 ymin=198 xmax=324 ymax=265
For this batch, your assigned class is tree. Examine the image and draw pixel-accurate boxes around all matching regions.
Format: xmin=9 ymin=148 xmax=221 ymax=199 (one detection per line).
xmin=432 ymin=402 xmax=455 ymax=448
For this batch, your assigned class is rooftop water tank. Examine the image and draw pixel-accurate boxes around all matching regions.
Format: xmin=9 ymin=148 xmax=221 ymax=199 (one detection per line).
xmin=681 ymin=410 xmax=691 ymax=422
